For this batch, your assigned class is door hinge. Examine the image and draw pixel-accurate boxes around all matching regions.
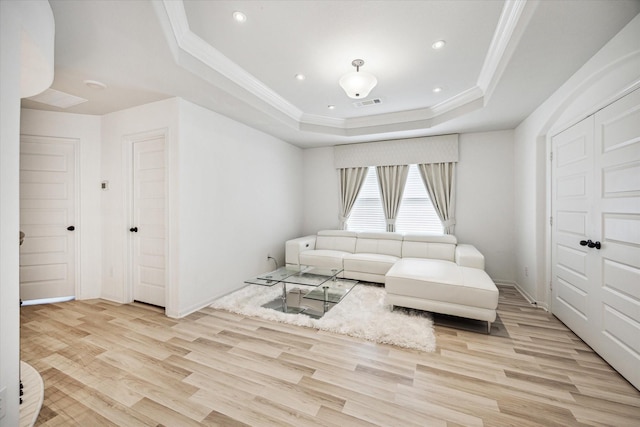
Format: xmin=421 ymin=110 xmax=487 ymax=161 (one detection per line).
xmin=550 ymin=151 xmax=553 ymax=162
xmin=550 ymin=281 xmax=553 ymax=291
xmin=550 ymin=216 xmax=553 ymax=226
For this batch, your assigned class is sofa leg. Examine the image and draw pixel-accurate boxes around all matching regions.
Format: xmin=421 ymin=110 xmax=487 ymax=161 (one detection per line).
xmin=487 ymin=321 xmax=491 ymax=334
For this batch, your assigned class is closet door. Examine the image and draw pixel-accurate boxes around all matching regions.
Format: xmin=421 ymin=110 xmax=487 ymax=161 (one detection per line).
xmin=592 ymin=88 xmax=640 ymax=389
xmin=131 ymin=135 xmax=166 ymax=307
xmin=551 ymin=116 xmax=596 ymax=342
xmin=552 ymin=88 xmax=640 ymax=390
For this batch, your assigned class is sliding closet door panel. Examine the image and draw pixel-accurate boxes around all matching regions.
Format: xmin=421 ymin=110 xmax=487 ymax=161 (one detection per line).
xmin=593 ymin=88 xmax=640 ymax=389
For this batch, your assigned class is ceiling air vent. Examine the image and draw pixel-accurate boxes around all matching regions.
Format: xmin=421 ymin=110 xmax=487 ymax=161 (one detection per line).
xmin=353 ymin=98 xmax=382 ymax=108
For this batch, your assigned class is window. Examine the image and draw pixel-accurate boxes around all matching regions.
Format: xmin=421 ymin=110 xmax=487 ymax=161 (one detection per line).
xmin=347 ymin=165 xmax=444 ymax=234
xmin=346 ymin=167 xmax=386 ymax=232
xmin=396 ymin=165 xmax=444 ymax=233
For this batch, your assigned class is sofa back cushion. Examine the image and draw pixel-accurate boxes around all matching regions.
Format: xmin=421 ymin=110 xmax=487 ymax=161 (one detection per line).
xmin=316 ymin=230 xmax=357 ymax=253
xmin=402 ymin=234 xmax=457 ymax=261
xmin=355 ymin=232 xmax=403 ymax=257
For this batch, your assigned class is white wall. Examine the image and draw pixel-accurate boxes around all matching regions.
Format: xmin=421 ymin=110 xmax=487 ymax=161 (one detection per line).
xmin=100 ymin=97 xmax=303 ymax=317
xmin=100 ymin=99 xmax=179 ymax=310
xmin=176 ymin=100 xmax=304 ymax=316
xmin=302 ymin=147 xmax=340 ymax=234
xmin=301 ymin=130 xmax=516 ymax=283
xmin=20 ymin=110 xmax=102 ymax=299
xmin=514 ymin=14 xmax=640 ymax=306
xmin=456 ymin=131 xmax=515 ymax=283
xmin=0 ymin=2 xmax=54 ymax=425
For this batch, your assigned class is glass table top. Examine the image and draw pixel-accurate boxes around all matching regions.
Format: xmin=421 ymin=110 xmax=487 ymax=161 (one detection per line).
xmin=243 ymin=265 xmax=355 ymax=318
xmin=245 ymin=265 xmax=343 ymax=287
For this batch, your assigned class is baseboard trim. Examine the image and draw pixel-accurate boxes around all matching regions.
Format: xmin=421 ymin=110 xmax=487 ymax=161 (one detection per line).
xmin=495 ymin=281 xmax=548 ymax=312
xmin=166 ymin=293 xmax=224 ymax=319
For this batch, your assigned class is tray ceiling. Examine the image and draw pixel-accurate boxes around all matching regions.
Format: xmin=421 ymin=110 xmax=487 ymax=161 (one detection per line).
xmin=21 ymin=0 xmax=640 ymax=147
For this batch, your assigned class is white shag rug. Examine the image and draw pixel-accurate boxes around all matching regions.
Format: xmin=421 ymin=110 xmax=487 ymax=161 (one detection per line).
xmin=210 ymin=284 xmax=436 ymax=352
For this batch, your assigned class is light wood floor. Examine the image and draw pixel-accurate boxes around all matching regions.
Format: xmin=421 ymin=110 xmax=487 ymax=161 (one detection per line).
xmin=20 ymin=285 xmax=640 ymax=426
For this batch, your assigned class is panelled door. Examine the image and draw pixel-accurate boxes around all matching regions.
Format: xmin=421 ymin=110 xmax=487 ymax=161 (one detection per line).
xmin=551 ymin=116 xmax=594 ymax=341
xmin=591 ymin=88 xmax=640 ymax=389
xmin=131 ymin=136 xmax=166 ymax=307
xmin=552 ymin=88 xmax=640 ymax=390
xmin=19 ymin=136 xmax=76 ymax=301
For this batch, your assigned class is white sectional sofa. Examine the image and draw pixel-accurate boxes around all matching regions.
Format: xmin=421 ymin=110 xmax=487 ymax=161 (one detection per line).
xmin=286 ymin=230 xmax=499 ymax=332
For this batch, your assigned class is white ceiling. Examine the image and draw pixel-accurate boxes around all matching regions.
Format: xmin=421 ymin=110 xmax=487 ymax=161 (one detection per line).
xmin=22 ymin=0 xmax=640 ymax=148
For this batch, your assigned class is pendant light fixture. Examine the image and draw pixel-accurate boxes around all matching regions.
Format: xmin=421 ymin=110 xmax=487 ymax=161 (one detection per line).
xmin=339 ymin=59 xmax=377 ymax=99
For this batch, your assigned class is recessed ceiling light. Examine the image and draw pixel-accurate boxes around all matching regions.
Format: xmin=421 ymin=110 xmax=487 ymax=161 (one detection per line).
xmin=83 ymin=79 xmax=107 ymax=90
xmin=232 ymin=11 xmax=247 ymax=23
xmin=433 ymin=87 xmax=443 ymax=93
xmin=295 ymin=74 xmax=306 ymax=81
xmin=432 ymin=40 xmax=446 ymax=50
xmin=328 ymin=105 xmax=335 ymax=110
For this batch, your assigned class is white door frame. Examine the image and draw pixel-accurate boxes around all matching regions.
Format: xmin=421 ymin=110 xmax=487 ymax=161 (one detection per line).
xmin=122 ymin=128 xmax=170 ymax=310
xmin=19 ymin=134 xmax=81 ymax=300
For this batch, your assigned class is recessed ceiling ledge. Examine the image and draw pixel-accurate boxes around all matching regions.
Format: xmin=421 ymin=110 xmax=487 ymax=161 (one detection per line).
xmin=155 ymin=0 xmax=533 ymax=139
xmin=156 ymin=0 xmax=304 ymax=122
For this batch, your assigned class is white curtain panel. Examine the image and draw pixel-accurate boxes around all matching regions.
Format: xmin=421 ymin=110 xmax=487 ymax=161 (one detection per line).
xmin=418 ymin=162 xmax=457 ymax=234
xmin=376 ymin=165 xmax=409 ymax=232
xmin=338 ymin=167 xmax=368 ymax=229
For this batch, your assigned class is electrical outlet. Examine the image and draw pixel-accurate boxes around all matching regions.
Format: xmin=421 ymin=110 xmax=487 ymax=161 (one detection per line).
xmin=266 ymin=255 xmax=278 ymax=269
xmin=524 ymin=267 xmax=529 ymax=277
xmin=0 ymin=386 xmax=6 ymax=419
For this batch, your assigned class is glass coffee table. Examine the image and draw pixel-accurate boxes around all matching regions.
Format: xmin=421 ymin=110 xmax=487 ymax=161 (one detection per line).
xmin=244 ymin=265 xmax=357 ymax=317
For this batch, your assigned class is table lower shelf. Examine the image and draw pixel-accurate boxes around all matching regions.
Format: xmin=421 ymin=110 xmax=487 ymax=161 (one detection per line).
xmin=261 ymin=295 xmax=334 ymax=319
xmin=261 ymin=298 xmax=307 ymax=314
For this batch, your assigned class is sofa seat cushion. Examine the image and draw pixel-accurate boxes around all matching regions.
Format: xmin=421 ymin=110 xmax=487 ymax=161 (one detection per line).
xmin=299 ymin=250 xmax=349 ymax=270
xmin=386 ymin=259 xmax=498 ymax=310
xmin=343 ymin=253 xmax=399 ymax=275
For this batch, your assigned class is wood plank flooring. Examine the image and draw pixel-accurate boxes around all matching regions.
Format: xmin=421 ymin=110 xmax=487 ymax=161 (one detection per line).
xmin=20 ymin=285 xmax=640 ymax=426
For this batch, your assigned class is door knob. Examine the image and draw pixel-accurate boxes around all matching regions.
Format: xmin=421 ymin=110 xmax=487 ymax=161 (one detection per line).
xmin=67 ymin=226 xmax=75 ymax=231
xmin=580 ymin=239 xmax=602 ymax=249
xmin=129 ymin=227 xmax=138 ymax=232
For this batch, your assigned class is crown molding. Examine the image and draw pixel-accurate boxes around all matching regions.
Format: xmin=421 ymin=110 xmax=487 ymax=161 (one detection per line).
xmin=477 ymin=0 xmax=535 ymax=103
xmin=156 ymin=0 xmax=532 ymax=137
xmin=430 ymin=86 xmax=485 ymax=116
xmin=159 ymin=0 xmax=304 ymax=122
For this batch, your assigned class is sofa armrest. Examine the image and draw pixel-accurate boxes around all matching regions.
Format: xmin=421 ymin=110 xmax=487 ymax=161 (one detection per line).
xmin=455 ymin=244 xmax=485 ymax=269
xmin=285 ymin=235 xmax=317 ymax=265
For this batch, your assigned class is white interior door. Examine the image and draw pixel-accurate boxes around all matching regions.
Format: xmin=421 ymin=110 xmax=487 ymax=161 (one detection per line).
xmin=591 ymin=88 xmax=640 ymax=389
xmin=132 ymin=136 xmax=166 ymax=307
xmin=551 ymin=116 xmax=595 ymax=341
xmin=552 ymin=88 xmax=640 ymax=390
xmin=20 ymin=137 xmax=76 ymax=301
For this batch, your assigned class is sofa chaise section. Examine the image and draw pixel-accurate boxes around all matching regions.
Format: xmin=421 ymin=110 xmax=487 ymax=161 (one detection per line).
xmin=386 ymin=233 xmax=498 ymax=331
xmin=385 ymin=259 xmax=498 ymax=329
